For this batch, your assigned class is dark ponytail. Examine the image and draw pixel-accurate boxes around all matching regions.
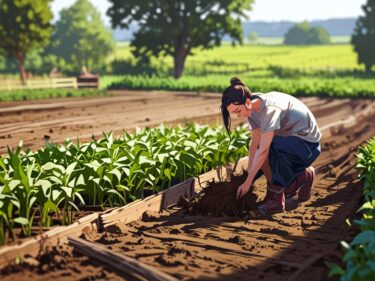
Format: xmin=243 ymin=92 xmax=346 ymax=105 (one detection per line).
xmin=220 ymin=77 xmax=258 ymax=134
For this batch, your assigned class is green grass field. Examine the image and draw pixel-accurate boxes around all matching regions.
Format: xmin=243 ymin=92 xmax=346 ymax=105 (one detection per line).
xmin=103 ymin=42 xmax=375 ymax=97
xmin=1 ymin=42 xmax=374 ymax=99
xmin=111 ymin=42 xmax=361 ymax=72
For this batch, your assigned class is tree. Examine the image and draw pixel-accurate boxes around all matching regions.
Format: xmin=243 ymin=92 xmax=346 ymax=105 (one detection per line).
xmin=0 ymin=0 xmax=53 ymax=82
xmin=283 ymin=22 xmax=310 ymax=45
xmin=248 ymin=32 xmax=258 ymax=44
xmin=107 ymin=0 xmax=254 ymax=79
xmin=307 ymin=26 xmax=330 ymax=45
xmin=284 ymin=22 xmax=330 ymax=45
xmin=50 ymin=0 xmax=114 ymax=74
xmin=351 ymin=0 xmax=375 ymax=73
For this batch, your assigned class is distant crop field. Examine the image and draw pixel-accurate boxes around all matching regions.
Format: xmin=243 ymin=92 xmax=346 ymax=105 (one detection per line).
xmin=104 ymin=42 xmax=373 ymax=97
xmin=111 ymin=42 xmax=361 ymax=73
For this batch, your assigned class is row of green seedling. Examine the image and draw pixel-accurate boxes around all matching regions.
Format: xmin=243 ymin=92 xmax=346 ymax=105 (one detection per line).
xmin=329 ymin=137 xmax=375 ymax=281
xmin=0 ymin=123 xmax=250 ymax=245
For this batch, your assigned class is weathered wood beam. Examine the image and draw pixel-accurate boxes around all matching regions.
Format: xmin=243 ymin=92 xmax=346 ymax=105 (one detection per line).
xmin=68 ymin=236 xmax=178 ymax=281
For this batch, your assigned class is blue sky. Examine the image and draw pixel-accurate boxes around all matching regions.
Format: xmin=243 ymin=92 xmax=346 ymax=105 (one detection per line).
xmin=52 ymin=0 xmax=367 ymax=25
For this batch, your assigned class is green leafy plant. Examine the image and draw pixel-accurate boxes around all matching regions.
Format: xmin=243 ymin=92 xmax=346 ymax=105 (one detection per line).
xmin=329 ymin=137 xmax=375 ymax=281
xmin=0 ymin=123 xmax=250 ymax=244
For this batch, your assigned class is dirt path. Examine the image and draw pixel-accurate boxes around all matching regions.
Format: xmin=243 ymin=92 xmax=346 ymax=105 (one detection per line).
xmin=1 ymin=92 xmax=375 ymax=280
xmin=1 ymin=90 xmax=373 ymax=155
xmin=73 ymin=113 xmax=372 ymax=281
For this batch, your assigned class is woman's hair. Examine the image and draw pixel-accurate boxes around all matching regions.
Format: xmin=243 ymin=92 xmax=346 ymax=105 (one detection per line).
xmin=220 ymin=77 xmax=259 ymax=134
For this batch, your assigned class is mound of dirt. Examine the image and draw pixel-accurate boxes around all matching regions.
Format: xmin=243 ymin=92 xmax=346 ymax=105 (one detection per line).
xmin=179 ymin=172 xmax=258 ymax=217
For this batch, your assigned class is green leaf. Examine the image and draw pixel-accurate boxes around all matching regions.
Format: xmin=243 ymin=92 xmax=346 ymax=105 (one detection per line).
xmin=14 ymin=217 xmax=29 ymax=225
xmin=65 ymin=162 xmax=77 ymax=176
xmin=164 ymin=168 xmax=171 ymax=182
xmin=328 ymin=265 xmax=345 ymax=278
xmin=75 ymin=192 xmax=85 ymax=205
xmin=61 ymin=186 xmax=73 ymax=198
xmin=351 ymin=231 xmax=375 ymax=245
xmin=42 ymin=162 xmax=65 ymax=173
xmin=52 ymin=190 xmax=61 ymax=201
xmin=75 ymin=174 xmax=85 ymax=186
xmin=109 ymin=168 xmax=122 ymax=183
xmin=35 ymin=179 xmax=52 ymax=197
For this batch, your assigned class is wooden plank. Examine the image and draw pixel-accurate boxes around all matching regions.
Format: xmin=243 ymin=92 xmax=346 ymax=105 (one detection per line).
xmin=68 ymin=236 xmax=178 ymax=281
xmin=0 ymin=77 xmax=79 ymax=91
xmin=0 ymin=213 xmax=99 ymax=269
xmin=52 ymin=78 xmax=77 ymax=83
xmin=100 ymin=178 xmax=194 ymax=229
xmin=0 ymin=158 xmax=249 ymax=269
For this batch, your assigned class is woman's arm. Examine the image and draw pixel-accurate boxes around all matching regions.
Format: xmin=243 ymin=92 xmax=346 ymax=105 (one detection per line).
xmin=237 ymin=130 xmax=274 ymax=199
xmin=247 ymin=128 xmax=261 ymax=171
xmin=247 ymin=130 xmax=274 ymax=183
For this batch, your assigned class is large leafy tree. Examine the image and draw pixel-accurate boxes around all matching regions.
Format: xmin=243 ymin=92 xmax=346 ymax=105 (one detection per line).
xmin=107 ymin=0 xmax=253 ymax=79
xmin=284 ymin=22 xmax=330 ymax=45
xmin=351 ymin=0 xmax=375 ymax=73
xmin=0 ymin=0 xmax=53 ymax=82
xmin=284 ymin=22 xmax=310 ymax=45
xmin=307 ymin=26 xmax=330 ymax=45
xmin=50 ymin=0 xmax=114 ymax=74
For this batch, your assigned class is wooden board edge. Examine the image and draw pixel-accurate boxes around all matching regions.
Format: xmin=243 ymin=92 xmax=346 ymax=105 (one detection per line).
xmin=0 ymin=157 xmax=250 ymax=269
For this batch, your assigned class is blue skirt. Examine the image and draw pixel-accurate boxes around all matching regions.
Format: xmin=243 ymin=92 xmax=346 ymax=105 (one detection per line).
xmin=253 ymin=136 xmax=321 ymax=188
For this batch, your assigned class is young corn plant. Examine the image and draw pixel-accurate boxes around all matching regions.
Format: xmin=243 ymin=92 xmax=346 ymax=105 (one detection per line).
xmin=0 ymin=123 xmax=250 ymax=244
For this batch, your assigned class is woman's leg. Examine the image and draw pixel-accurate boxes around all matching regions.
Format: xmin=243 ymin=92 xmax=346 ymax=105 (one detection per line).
xmin=258 ymin=136 xmax=320 ymax=215
xmin=261 ymin=154 xmax=273 ymax=184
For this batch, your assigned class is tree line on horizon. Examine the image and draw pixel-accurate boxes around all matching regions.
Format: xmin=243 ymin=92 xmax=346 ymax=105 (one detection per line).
xmin=0 ymin=0 xmax=374 ymax=82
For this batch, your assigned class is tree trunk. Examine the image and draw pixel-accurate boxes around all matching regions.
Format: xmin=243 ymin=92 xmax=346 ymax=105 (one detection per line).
xmin=173 ymin=52 xmax=187 ymax=79
xmin=365 ymin=64 xmax=372 ymax=73
xmin=16 ymin=52 xmax=27 ymax=84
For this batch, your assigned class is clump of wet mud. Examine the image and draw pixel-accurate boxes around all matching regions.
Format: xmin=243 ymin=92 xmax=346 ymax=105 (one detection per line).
xmin=179 ymin=171 xmax=258 ymax=217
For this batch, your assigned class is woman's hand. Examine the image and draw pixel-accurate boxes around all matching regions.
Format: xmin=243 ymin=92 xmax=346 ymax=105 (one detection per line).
xmin=236 ymin=177 xmax=253 ymax=199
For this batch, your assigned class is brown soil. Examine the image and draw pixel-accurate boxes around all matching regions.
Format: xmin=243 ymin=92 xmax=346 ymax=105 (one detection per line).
xmin=0 ymin=244 xmax=137 ymax=281
xmin=178 ymin=172 xmax=259 ymax=217
xmin=1 ymin=91 xmax=375 ymax=280
xmin=0 ymin=91 xmax=373 ymax=155
xmin=78 ymin=112 xmax=374 ymax=281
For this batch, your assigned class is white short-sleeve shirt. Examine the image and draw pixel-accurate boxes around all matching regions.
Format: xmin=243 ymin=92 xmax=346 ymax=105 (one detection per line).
xmin=247 ymin=91 xmax=321 ymax=143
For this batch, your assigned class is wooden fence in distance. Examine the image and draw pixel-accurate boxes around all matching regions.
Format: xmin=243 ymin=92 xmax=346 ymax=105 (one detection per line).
xmin=0 ymin=77 xmax=99 ymax=91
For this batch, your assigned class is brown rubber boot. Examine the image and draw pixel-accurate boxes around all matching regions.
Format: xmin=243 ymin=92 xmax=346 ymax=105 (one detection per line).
xmin=285 ymin=166 xmax=315 ymax=202
xmin=298 ymin=166 xmax=315 ymax=201
xmin=258 ymin=184 xmax=285 ymax=216
xmin=260 ymin=182 xmax=272 ymax=204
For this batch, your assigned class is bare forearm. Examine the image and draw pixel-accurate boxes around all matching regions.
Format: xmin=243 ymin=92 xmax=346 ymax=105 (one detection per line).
xmin=246 ymin=148 xmax=268 ymax=184
xmin=247 ymin=143 xmax=257 ymax=171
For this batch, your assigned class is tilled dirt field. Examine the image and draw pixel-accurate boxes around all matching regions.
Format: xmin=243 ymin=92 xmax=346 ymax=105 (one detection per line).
xmin=0 ymin=90 xmax=374 ymax=154
xmin=1 ymin=91 xmax=375 ymax=280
